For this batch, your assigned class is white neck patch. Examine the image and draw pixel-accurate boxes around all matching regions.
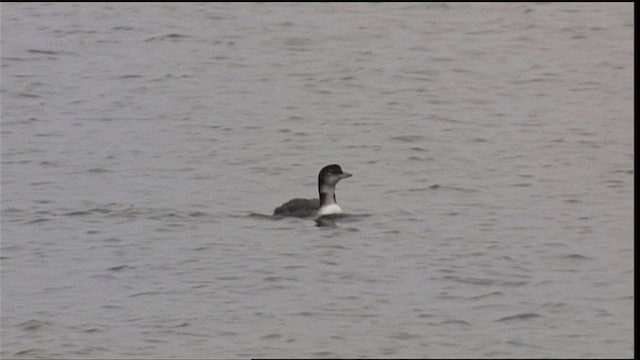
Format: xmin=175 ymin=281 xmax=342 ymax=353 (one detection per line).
xmin=316 ymin=203 xmax=343 ymax=217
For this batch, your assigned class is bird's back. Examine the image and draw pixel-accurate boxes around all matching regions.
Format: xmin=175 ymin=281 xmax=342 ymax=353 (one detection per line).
xmin=273 ymin=198 xmax=320 ymax=217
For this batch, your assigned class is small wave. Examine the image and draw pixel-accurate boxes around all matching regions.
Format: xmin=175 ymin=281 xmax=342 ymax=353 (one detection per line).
xmin=27 ymin=49 xmax=59 ymax=55
xmin=246 ymin=213 xmax=276 ymax=220
xmin=115 ymin=74 xmax=144 ymax=79
xmin=260 ymin=333 xmax=283 ymax=340
xmin=107 ymin=265 xmax=133 ymax=272
xmin=496 ymin=312 xmax=541 ymax=322
xmin=24 ymin=218 xmax=51 ymax=224
xmin=17 ymin=92 xmax=41 ymax=99
xmin=58 ymin=204 xmax=210 ymax=222
xmin=112 ymin=26 xmax=136 ymax=31
xmin=440 ymin=319 xmax=471 ymax=325
xmin=561 ymin=253 xmax=592 ymax=260
xmin=129 ymin=291 xmax=167 ymax=298
xmin=444 ymin=275 xmax=495 ymax=286
xmin=389 ymin=135 xmax=425 ymax=142
xmin=86 ymin=168 xmax=114 ymax=174
xmin=388 ymin=331 xmax=422 ymax=340
xmin=263 ymin=276 xmax=298 ymax=282
xmin=17 ymin=319 xmax=52 ymax=331
xmin=65 ymin=211 xmax=93 ymax=216
xmin=469 ymin=291 xmax=504 ymax=300
xmin=144 ymin=33 xmax=190 ymax=42
xmin=65 ymin=208 xmax=112 ymax=216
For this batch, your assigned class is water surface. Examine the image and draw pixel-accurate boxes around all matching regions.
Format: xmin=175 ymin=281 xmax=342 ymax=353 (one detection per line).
xmin=1 ymin=3 xmax=634 ymax=358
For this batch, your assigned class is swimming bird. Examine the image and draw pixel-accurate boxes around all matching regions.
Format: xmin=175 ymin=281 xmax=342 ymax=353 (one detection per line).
xmin=273 ymin=164 xmax=352 ymax=218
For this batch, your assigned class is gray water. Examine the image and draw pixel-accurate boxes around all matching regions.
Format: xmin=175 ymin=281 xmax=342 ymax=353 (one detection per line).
xmin=1 ymin=3 xmax=634 ymax=359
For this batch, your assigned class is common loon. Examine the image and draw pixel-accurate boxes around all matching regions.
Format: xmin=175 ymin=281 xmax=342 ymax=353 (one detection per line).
xmin=273 ymin=164 xmax=352 ymax=218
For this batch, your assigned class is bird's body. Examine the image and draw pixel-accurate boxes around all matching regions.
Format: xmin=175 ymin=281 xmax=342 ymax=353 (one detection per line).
xmin=273 ymin=198 xmax=320 ymax=218
xmin=273 ymin=164 xmax=352 ymax=218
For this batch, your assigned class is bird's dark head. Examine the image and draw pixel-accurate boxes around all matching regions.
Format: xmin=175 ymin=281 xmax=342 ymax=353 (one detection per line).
xmin=318 ymin=164 xmax=352 ymax=187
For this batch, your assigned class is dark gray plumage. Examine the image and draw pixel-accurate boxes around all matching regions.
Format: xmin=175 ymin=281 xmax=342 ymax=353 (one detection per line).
xmin=273 ymin=198 xmax=320 ymax=218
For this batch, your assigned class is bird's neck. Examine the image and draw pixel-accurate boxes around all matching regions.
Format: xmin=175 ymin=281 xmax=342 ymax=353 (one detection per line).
xmin=319 ymin=184 xmax=337 ymax=207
